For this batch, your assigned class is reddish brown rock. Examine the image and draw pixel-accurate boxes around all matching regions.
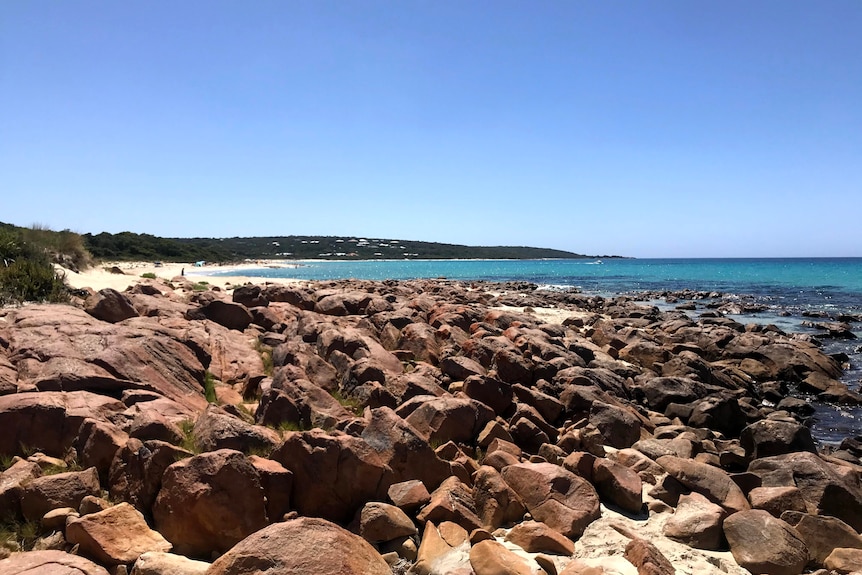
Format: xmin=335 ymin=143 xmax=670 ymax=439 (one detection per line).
xmin=247 ymin=455 xmax=293 ymax=522
xmin=193 ymin=404 xmax=280 ymax=454
xmin=351 ymin=501 xmax=418 ymax=543
xmin=656 ymin=455 xmax=750 ymax=514
xmin=662 ymin=492 xmax=726 ymax=550
xmin=749 ymin=486 xmax=807 ymax=517
xmin=624 ymin=537 xmax=675 ymax=575
xmin=825 ymin=547 xmax=862 ymax=574
xmin=505 ymin=520 xmax=574 ymax=555
xmin=207 ymin=517 xmax=391 ymax=575
xmin=66 ymin=502 xmax=172 ymax=566
xmin=781 ymin=511 xmax=862 ymax=568
xmin=0 ymin=550 xmax=110 ymax=575
xmin=188 ymin=299 xmax=253 ymax=331
xmin=592 ymin=458 xmax=643 ymax=514
xmin=748 ymin=451 xmax=862 ymax=532
xmin=361 ymin=407 xmax=451 ymax=491
xmin=76 ymin=418 xmax=129 ymax=483
xmin=271 ymin=429 xmax=389 ymax=523
xmin=0 ymin=391 xmax=126 ymax=458
xmin=469 ymin=539 xmax=535 ymax=575
xmin=724 ymin=510 xmax=809 ymax=575
xmin=416 ymin=477 xmax=483 ymax=532
xmin=740 ymin=420 xmax=817 ymax=460
xmin=153 ymin=449 xmax=267 ymax=558
xmin=398 ymin=323 xmax=441 ymax=364
xmin=387 ymin=479 xmax=431 ymax=512
xmin=20 ymin=466 xmax=101 ymax=522
xmin=108 ymin=438 xmax=191 ymax=514
xmin=405 ymin=396 xmax=495 ymax=445
xmin=501 ymin=462 xmax=601 ymax=539
xmin=472 ymin=465 xmax=526 ymax=530
xmin=412 ymin=521 xmax=470 ymax=575
xmin=85 ymin=288 xmax=139 ymax=323
xmin=589 ymin=402 xmax=642 ymax=449
xmin=0 ymin=459 xmax=42 ymax=519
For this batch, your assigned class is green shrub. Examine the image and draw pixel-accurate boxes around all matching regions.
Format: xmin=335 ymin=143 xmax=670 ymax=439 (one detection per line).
xmin=204 ymin=371 xmax=218 ymax=403
xmin=0 ymin=257 xmax=68 ymax=304
xmin=0 ymin=516 xmax=41 ymax=551
xmin=141 ymin=272 xmax=157 ymax=279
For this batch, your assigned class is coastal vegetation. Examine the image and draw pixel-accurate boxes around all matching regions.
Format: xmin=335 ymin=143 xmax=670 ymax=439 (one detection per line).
xmin=0 ymin=223 xmax=79 ymax=305
xmin=82 ymin=230 xmax=605 ymax=262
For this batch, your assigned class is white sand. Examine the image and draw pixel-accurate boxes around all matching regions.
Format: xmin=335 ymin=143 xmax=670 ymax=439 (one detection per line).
xmin=57 ymin=261 xmax=302 ymax=292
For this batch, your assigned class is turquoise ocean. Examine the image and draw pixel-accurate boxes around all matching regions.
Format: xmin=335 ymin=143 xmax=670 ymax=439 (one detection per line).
xmin=207 ymin=257 xmax=862 ymax=443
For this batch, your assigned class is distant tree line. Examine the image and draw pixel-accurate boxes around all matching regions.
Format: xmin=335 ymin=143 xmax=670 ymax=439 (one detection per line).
xmin=82 ymin=232 xmax=599 ymax=262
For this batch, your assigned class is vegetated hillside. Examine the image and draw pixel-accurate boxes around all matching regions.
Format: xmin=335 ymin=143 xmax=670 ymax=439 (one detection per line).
xmin=84 ymin=231 xmax=613 ymax=262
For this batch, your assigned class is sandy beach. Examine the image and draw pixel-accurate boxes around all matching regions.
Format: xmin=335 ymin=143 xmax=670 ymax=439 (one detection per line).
xmin=57 ymin=260 xmax=301 ymax=292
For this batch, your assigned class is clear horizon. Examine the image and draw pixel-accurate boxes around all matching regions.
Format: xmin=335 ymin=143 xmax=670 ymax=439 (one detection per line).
xmin=1 ymin=2 xmax=860 ymax=258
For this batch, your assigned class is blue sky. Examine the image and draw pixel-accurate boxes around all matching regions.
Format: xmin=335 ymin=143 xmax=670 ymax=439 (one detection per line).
xmin=1 ymin=1 xmax=860 ymax=257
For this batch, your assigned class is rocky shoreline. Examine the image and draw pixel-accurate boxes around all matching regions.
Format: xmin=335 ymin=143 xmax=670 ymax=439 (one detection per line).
xmin=1 ymin=276 xmax=861 ymax=574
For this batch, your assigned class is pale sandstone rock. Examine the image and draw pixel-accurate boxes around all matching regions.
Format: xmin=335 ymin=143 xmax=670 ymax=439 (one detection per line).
xmin=66 ymin=502 xmax=172 ymax=566
xmin=131 ymin=551 xmax=210 ymax=575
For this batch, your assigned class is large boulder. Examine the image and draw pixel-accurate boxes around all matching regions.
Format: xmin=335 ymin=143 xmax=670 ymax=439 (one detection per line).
xmin=270 ymin=430 xmax=390 ymax=523
xmin=108 ymin=438 xmax=191 ymax=515
xmin=206 ymin=517 xmax=391 ymax=575
xmin=416 ymin=477 xmax=483 ymax=532
xmin=663 ymin=492 xmax=727 ymax=550
xmin=748 ymin=451 xmax=862 ymax=532
xmin=589 ymin=402 xmax=641 ymax=449
xmin=193 ymin=404 xmax=280 ymax=454
xmin=66 ymin=502 xmax=172 ymax=566
xmin=85 ymin=288 xmax=139 ymax=323
xmin=657 ymin=455 xmax=750 ymax=514
xmin=740 ymin=420 xmax=817 ymax=460
xmin=472 ymin=465 xmax=526 ymax=530
xmin=0 ymin=391 xmax=125 ymax=458
xmin=781 ymin=511 xmax=862 ymax=568
xmin=188 ymin=300 xmax=253 ymax=331
xmin=592 ymin=458 xmax=643 ymax=514
xmin=723 ymin=510 xmax=809 ymax=575
xmin=351 ymin=501 xmax=417 ymax=544
xmin=501 ymin=462 xmax=600 ymax=539
xmin=404 ymin=396 xmax=495 ymax=445
xmin=20 ymin=467 xmax=101 ymax=522
xmin=361 ymin=407 xmax=451 ymax=491
xmin=153 ymin=449 xmax=268 ymax=558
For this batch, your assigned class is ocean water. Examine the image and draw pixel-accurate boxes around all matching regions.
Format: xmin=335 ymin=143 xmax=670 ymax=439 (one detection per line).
xmin=208 ymin=257 xmax=862 ymax=443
